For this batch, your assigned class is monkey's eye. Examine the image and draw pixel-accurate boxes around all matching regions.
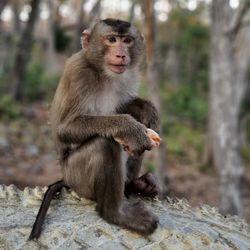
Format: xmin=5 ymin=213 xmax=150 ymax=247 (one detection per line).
xmin=107 ymin=36 xmax=117 ymax=43
xmin=123 ymin=37 xmax=133 ymax=45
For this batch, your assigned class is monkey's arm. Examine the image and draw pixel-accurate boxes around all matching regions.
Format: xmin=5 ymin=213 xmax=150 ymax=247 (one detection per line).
xmin=119 ymin=98 xmax=160 ymax=133
xmin=58 ymin=114 xmax=153 ymax=155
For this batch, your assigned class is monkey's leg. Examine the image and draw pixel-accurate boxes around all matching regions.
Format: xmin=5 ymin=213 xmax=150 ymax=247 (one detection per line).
xmin=63 ymin=137 xmax=158 ymax=235
xmin=94 ymin=140 xmax=158 ymax=235
xmin=29 ymin=180 xmax=68 ymax=240
xmin=124 ymin=155 xmax=142 ymax=197
xmin=125 ymin=156 xmax=160 ymax=198
xmin=121 ymin=99 xmax=161 ymax=198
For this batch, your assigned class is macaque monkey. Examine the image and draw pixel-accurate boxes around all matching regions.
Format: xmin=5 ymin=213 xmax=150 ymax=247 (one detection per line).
xmin=29 ymin=18 xmax=161 ymax=240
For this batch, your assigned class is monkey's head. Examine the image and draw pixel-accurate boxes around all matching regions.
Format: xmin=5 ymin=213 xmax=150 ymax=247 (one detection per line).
xmin=81 ymin=18 xmax=145 ymax=75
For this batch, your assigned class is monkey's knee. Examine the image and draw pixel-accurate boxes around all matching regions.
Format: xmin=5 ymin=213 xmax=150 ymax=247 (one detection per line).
xmin=137 ymin=101 xmax=160 ymax=131
xmin=144 ymin=113 xmax=160 ymax=132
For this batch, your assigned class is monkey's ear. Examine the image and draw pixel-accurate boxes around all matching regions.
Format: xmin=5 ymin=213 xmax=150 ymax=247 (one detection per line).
xmin=81 ymin=29 xmax=91 ymax=49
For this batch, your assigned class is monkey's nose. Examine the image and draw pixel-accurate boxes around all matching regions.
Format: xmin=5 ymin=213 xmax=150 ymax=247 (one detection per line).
xmin=116 ymin=55 xmax=126 ymax=59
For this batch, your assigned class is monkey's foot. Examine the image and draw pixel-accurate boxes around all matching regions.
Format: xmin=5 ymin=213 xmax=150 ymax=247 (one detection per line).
xmin=125 ymin=173 xmax=160 ymax=198
xmin=121 ymin=201 xmax=158 ymax=235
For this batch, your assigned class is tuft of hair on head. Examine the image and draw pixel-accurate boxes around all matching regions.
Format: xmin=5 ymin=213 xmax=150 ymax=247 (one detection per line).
xmin=102 ymin=18 xmax=131 ymax=28
xmin=102 ymin=18 xmax=131 ymax=33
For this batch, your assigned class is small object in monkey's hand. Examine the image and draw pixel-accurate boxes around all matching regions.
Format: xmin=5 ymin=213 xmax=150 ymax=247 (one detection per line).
xmin=146 ymin=128 xmax=161 ymax=147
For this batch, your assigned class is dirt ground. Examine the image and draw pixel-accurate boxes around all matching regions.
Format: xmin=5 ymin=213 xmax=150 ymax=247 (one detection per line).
xmin=0 ymin=104 xmax=249 ymax=224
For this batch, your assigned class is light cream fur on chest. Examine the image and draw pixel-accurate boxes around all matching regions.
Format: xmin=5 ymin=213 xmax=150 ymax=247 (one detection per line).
xmin=83 ymin=72 xmax=138 ymax=114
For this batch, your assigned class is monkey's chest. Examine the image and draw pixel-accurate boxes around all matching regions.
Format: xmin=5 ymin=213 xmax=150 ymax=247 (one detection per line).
xmin=94 ymin=91 xmax=121 ymax=114
xmin=84 ymin=83 xmax=136 ymax=114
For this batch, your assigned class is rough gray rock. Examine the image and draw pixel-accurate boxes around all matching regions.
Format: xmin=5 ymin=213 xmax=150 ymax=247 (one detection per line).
xmin=0 ymin=185 xmax=249 ymax=250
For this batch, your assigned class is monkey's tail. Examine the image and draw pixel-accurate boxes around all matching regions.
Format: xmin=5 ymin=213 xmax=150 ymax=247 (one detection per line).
xmin=28 ymin=180 xmax=69 ymax=240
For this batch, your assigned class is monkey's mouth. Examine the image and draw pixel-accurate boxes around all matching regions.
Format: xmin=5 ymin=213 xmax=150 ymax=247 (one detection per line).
xmin=108 ymin=64 xmax=127 ymax=74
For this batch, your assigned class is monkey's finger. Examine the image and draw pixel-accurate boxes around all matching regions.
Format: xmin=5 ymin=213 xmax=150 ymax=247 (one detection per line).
xmin=148 ymin=187 xmax=160 ymax=197
xmin=143 ymin=184 xmax=156 ymax=195
xmin=143 ymin=173 xmax=157 ymax=185
xmin=151 ymin=191 xmax=159 ymax=197
xmin=133 ymin=179 xmax=147 ymax=192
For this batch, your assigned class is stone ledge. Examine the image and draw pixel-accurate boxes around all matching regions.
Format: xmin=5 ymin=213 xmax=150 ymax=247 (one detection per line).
xmin=0 ymin=184 xmax=249 ymax=249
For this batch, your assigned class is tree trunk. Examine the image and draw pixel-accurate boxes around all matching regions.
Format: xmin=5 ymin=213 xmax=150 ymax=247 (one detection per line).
xmin=12 ymin=0 xmax=21 ymax=33
xmin=46 ymin=0 xmax=57 ymax=75
xmin=74 ymin=0 xmax=101 ymax=52
xmin=88 ymin=0 xmax=101 ymax=27
xmin=144 ymin=0 xmax=168 ymax=196
xmin=0 ymin=0 xmax=8 ymax=30
xmin=129 ymin=0 xmax=137 ymax=23
xmin=0 ymin=0 xmax=8 ymax=16
xmin=74 ymin=0 xmax=86 ymax=52
xmin=8 ymin=0 xmax=41 ymax=101
xmin=209 ymin=0 xmax=249 ymax=217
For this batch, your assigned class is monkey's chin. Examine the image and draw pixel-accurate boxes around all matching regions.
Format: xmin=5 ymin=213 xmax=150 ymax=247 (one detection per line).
xmin=108 ymin=65 xmax=127 ymax=74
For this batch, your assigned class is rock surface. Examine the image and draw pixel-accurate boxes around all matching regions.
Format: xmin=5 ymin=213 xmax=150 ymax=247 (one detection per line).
xmin=0 ymin=185 xmax=249 ymax=250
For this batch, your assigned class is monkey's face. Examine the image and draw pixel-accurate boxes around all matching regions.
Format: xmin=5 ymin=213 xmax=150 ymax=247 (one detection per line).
xmin=83 ymin=19 xmax=145 ymax=75
xmin=102 ymin=33 xmax=134 ymax=74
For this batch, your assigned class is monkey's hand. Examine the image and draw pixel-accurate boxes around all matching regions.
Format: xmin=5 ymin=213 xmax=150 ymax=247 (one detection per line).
xmin=114 ymin=123 xmax=161 ymax=156
xmin=113 ymin=119 xmax=153 ymax=156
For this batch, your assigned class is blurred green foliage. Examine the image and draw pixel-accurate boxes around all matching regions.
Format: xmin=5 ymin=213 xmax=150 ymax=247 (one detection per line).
xmin=158 ymin=6 xmax=210 ymax=91
xmin=162 ymin=85 xmax=208 ymax=123
xmin=0 ymin=75 xmax=6 ymax=95
xmin=165 ymin=123 xmax=204 ymax=163
xmin=145 ymin=160 xmax=156 ymax=173
xmin=242 ymin=145 xmax=250 ymax=166
xmin=54 ymin=25 xmax=71 ymax=52
xmin=24 ymin=61 xmax=59 ymax=102
xmin=156 ymin=6 xmax=209 ymax=168
xmin=0 ymin=94 xmax=20 ymax=119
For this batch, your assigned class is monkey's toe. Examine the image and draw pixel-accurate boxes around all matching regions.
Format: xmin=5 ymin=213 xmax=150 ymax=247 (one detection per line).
xmin=130 ymin=203 xmax=158 ymax=234
xmin=137 ymin=211 xmax=158 ymax=235
xmin=123 ymin=201 xmax=158 ymax=235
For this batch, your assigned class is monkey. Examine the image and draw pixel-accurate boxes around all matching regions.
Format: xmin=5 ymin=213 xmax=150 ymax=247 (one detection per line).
xmin=29 ymin=18 xmax=162 ymax=240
